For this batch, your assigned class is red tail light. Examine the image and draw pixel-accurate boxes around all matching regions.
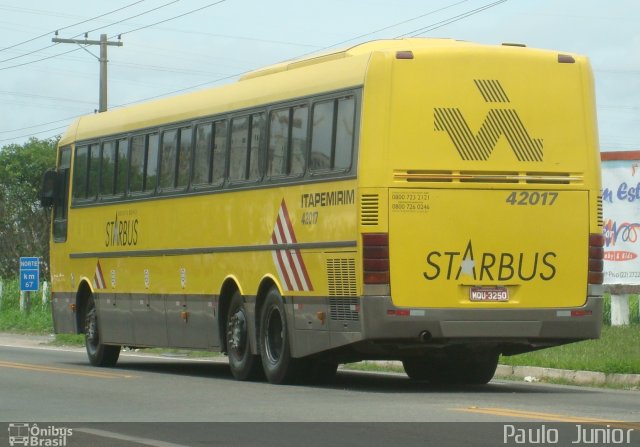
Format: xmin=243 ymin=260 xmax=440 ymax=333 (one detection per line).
xmin=363 ymin=233 xmax=389 ymax=284
xmin=588 ymin=233 xmax=604 ymax=284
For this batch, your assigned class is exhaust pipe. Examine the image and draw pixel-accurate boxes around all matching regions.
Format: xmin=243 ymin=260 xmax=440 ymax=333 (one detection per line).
xmin=419 ymin=330 xmax=432 ymax=343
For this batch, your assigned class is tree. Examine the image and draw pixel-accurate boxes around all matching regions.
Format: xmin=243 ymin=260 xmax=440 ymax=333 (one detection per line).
xmin=0 ymin=137 xmax=58 ymax=279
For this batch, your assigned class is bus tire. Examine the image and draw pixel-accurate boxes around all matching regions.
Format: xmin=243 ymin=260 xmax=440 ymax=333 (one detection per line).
xmin=307 ymin=358 xmax=339 ymax=384
xmin=259 ymin=288 xmax=304 ymax=384
xmin=84 ymin=294 xmax=120 ymax=367
xmin=226 ymin=291 xmax=262 ymax=381
xmin=403 ymin=349 xmax=499 ymax=385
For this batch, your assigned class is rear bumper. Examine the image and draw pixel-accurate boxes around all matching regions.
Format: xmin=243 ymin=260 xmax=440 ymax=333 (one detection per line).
xmin=361 ymin=294 xmax=603 ymax=343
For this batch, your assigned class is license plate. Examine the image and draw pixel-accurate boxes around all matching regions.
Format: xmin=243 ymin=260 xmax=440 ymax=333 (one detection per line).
xmin=469 ymin=287 xmax=509 ymax=302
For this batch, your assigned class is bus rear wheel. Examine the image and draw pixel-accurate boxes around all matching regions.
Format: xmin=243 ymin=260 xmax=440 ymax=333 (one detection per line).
xmin=402 ymin=348 xmax=499 ymax=385
xmin=84 ymin=295 xmax=120 ymax=367
xmin=226 ymin=291 xmax=262 ymax=381
xmin=259 ymin=288 xmax=305 ymax=384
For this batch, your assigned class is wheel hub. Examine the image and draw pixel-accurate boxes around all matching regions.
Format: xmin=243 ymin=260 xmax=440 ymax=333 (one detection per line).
xmin=85 ymin=309 xmax=98 ymax=345
xmin=228 ymin=310 xmax=246 ymax=351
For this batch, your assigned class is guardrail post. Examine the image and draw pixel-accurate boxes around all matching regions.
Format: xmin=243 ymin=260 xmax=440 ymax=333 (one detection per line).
xmin=19 ymin=291 xmax=31 ymax=314
xmin=42 ymin=281 xmax=49 ymax=306
xmin=610 ymin=294 xmax=630 ymax=326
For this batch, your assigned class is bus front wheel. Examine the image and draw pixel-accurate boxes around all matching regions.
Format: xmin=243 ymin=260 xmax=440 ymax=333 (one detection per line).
xmin=258 ymin=288 xmax=304 ymax=384
xmin=84 ymin=295 xmax=120 ymax=367
xmin=226 ymin=291 xmax=262 ymax=380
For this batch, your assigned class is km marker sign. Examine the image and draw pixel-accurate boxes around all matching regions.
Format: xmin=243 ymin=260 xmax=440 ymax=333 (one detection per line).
xmin=19 ymin=257 xmax=40 ymax=292
xmin=434 ymin=79 xmax=544 ymax=162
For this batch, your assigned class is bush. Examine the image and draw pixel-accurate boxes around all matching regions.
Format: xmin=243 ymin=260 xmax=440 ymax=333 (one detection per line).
xmin=0 ymin=279 xmax=53 ymax=333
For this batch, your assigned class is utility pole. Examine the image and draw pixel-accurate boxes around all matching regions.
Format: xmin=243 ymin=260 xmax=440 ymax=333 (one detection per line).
xmin=52 ymin=33 xmax=123 ymax=112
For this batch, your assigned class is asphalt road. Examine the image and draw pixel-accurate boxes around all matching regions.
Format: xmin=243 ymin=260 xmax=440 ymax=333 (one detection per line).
xmin=0 ymin=338 xmax=638 ymax=447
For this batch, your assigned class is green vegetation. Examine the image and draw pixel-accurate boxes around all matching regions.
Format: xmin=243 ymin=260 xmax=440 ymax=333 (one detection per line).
xmin=0 ymin=280 xmax=52 ymax=334
xmin=0 ymin=138 xmax=57 ymax=279
xmin=500 ymin=325 xmax=640 ymax=374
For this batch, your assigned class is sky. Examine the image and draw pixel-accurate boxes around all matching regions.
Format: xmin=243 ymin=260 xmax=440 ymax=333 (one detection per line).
xmin=0 ymin=0 xmax=638 ymax=151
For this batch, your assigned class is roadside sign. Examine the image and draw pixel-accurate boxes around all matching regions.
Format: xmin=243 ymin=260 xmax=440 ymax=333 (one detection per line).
xmin=19 ymin=257 xmax=40 ymax=292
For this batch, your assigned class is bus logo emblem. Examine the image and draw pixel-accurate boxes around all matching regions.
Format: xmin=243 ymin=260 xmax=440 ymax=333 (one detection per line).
xmin=271 ymin=200 xmax=313 ymax=292
xmin=434 ymin=79 xmax=543 ymax=162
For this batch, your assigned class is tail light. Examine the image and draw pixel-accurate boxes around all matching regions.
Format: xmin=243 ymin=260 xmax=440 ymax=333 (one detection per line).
xmin=363 ymin=233 xmax=389 ymax=284
xmin=588 ymin=233 xmax=604 ymax=284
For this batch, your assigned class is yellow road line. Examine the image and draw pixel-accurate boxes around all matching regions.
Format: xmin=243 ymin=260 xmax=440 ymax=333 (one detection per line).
xmin=454 ymin=407 xmax=640 ymax=430
xmin=0 ymin=361 xmax=135 ymax=379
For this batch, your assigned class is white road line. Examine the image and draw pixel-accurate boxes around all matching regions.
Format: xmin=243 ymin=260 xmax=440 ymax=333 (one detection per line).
xmin=76 ymin=428 xmax=191 ymax=447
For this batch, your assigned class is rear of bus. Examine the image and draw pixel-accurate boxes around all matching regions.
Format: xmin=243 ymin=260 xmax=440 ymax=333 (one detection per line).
xmin=357 ymin=40 xmax=603 ymax=378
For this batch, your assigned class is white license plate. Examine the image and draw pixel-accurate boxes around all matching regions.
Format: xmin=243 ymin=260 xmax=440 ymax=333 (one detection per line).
xmin=469 ymin=287 xmax=509 ymax=302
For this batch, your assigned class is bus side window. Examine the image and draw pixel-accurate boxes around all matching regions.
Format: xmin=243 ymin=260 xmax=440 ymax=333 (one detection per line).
xmin=310 ymin=100 xmax=334 ymax=171
xmin=310 ymin=96 xmax=355 ymax=173
xmin=268 ymin=108 xmax=289 ymax=177
xmin=269 ymin=105 xmax=308 ymax=178
xmin=72 ymin=145 xmax=89 ymax=200
xmin=193 ymin=123 xmax=213 ymax=186
xmin=160 ymin=129 xmax=178 ymax=189
xmin=87 ymin=143 xmax=100 ymax=200
xmin=53 ymin=147 xmax=71 ymax=242
xmin=115 ymin=138 xmax=129 ymax=195
xmin=100 ymin=140 xmax=116 ymax=196
xmin=290 ymin=105 xmax=308 ymax=176
xmin=229 ymin=116 xmax=249 ymax=181
xmin=335 ymin=96 xmax=355 ymax=171
xmin=212 ymin=120 xmax=227 ymax=185
xmin=145 ymin=133 xmax=159 ymax=193
xmin=248 ymin=113 xmax=264 ymax=181
xmin=129 ymin=135 xmax=146 ymax=193
xmin=177 ymin=126 xmax=192 ymax=189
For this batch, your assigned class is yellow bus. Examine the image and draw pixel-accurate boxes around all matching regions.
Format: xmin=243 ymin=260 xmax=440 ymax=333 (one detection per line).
xmin=41 ymin=38 xmax=603 ymax=385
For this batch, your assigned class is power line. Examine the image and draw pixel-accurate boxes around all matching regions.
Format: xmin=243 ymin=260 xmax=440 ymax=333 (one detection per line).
xmin=0 ymin=125 xmax=68 ymax=143
xmin=0 ymin=0 xmax=225 ymax=72
xmin=0 ymin=0 xmax=225 ymax=71
xmin=0 ymin=0 xmax=510 ymax=141
xmin=0 ymin=90 xmax=95 ymax=105
xmin=117 ymin=0 xmax=226 ymax=37
xmin=85 ymin=0 xmax=182 ymax=36
xmin=0 ymin=0 xmax=146 ymax=54
xmin=296 ymin=0 xmax=473 ymax=59
xmin=0 ymin=0 xmax=181 ymax=66
xmin=0 ymin=116 xmax=81 ymax=134
xmin=397 ymin=0 xmax=508 ymax=37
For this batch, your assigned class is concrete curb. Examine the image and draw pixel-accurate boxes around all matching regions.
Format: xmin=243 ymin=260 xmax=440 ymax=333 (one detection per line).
xmin=495 ymin=364 xmax=640 ymax=387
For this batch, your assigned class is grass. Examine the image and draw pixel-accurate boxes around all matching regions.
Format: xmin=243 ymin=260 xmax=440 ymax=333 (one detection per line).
xmin=500 ymin=325 xmax=640 ymax=374
xmin=0 ymin=280 xmax=52 ymax=334
xmin=1 ymin=279 xmax=639 ymax=375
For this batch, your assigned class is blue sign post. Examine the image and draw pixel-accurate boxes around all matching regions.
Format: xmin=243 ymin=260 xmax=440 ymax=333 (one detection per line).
xmin=19 ymin=257 xmax=40 ymax=292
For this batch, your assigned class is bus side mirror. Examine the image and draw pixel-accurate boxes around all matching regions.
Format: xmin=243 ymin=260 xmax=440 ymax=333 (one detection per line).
xmin=40 ymin=169 xmax=58 ymax=208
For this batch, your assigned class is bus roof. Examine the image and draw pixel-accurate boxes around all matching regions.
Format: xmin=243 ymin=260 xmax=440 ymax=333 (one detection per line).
xmin=59 ymin=38 xmax=578 ymax=146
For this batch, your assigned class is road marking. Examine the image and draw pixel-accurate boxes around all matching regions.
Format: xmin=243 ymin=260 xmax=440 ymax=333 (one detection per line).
xmin=0 ymin=360 xmax=135 ymax=379
xmin=455 ymin=407 xmax=640 ymax=430
xmin=75 ymin=428 xmax=190 ymax=447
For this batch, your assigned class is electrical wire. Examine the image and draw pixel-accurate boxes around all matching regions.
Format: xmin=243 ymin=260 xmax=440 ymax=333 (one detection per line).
xmin=0 ymin=0 xmax=540 ymax=144
xmin=397 ymin=0 xmax=508 ymax=37
xmin=0 ymin=0 xmax=146 ymax=53
xmin=0 ymin=0 xmax=182 ymax=66
xmin=116 ymin=0 xmax=226 ymax=37
xmin=296 ymin=0 xmax=472 ymax=59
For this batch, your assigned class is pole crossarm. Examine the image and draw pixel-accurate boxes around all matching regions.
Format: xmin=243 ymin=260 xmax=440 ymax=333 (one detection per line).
xmin=52 ymin=37 xmax=123 ymax=47
xmin=51 ymin=34 xmax=123 ymax=112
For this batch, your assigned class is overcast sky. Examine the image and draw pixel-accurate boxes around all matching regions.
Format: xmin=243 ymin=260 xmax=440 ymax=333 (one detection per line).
xmin=0 ymin=0 xmax=638 ymax=151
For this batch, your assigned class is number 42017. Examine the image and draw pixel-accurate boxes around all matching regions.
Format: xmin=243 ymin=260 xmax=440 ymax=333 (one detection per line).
xmin=506 ymin=191 xmax=558 ymax=206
